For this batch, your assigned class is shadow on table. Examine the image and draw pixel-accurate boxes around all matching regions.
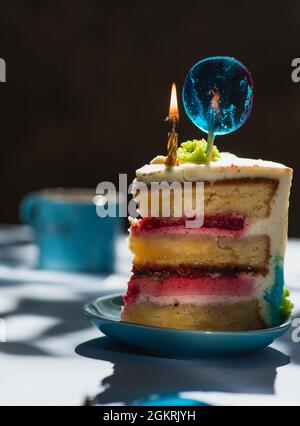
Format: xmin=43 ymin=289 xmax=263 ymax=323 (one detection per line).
xmin=76 ymin=336 xmax=290 ymax=406
xmin=0 ymin=278 xmax=109 ymax=357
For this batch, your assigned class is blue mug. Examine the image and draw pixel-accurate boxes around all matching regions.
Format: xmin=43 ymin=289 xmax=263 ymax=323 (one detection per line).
xmin=20 ymin=188 xmax=122 ymax=272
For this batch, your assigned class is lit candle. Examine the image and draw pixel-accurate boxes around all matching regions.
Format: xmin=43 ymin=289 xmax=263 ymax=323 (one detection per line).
xmin=165 ymin=83 xmax=179 ymax=166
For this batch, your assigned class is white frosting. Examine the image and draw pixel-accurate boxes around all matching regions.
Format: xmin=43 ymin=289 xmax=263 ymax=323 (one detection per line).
xmin=135 ymin=152 xmax=292 ymax=183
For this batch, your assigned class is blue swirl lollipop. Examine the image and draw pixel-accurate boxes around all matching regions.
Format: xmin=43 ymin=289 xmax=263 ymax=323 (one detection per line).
xmin=183 ymin=56 xmax=254 ymax=161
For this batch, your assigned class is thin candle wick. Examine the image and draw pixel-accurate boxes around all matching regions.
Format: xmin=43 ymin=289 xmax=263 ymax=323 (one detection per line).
xmin=172 ymin=117 xmax=176 ymax=132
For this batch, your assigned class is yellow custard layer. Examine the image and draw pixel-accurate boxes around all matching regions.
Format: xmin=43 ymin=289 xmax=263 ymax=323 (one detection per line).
xmin=129 ymin=234 xmax=270 ymax=272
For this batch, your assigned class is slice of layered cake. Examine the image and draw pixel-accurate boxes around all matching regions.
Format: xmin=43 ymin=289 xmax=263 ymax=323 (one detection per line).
xmin=121 ymin=142 xmax=293 ymax=331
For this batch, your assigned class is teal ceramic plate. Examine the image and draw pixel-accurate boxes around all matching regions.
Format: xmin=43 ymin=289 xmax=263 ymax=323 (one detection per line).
xmin=84 ymin=294 xmax=292 ymax=358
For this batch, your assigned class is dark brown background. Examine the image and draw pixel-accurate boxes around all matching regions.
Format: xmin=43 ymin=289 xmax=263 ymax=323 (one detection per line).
xmin=0 ymin=0 xmax=299 ymax=235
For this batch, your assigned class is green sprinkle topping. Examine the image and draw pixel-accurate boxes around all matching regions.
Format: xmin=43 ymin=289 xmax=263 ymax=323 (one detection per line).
xmin=177 ymin=139 xmax=220 ymax=164
xmin=280 ymin=288 xmax=293 ymax=318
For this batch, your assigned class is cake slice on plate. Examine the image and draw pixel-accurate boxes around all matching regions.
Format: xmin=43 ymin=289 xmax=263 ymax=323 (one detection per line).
xmin=121 ymin=142 xmax=293 ymax=331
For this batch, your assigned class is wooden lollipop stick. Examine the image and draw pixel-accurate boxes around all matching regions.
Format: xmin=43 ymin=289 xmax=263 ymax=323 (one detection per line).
xmin=206 ymin=130 xmax=215 ymax=164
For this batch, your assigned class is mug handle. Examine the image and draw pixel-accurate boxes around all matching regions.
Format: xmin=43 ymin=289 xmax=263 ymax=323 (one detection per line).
xmin=20 ymin=193 xmax=40 ymax=225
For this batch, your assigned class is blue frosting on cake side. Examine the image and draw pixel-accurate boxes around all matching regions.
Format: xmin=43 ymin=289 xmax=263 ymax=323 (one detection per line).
xmin=264 ymin=258 xmax=284 ymax=327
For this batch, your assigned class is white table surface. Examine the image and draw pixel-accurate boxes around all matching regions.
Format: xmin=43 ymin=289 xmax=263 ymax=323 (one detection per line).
xmin=0 ymin=226 xmax=300 ymax=406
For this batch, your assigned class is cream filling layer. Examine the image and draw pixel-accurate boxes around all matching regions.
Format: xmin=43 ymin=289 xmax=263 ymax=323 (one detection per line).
xmin=136 ymin=294 xmax=258 ymax=306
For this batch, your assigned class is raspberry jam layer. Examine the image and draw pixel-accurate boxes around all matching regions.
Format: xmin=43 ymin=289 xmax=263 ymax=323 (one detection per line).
xmin=123 ymin=273 xmax=255 ymax=304
xmin=131 ymin=215 xmax=246 ymax=237
xmin=132 ymin=263 xmax=259 ymax=274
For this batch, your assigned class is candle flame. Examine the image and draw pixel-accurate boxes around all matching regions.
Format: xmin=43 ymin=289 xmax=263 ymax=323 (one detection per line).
xmin=168 ymin=83 xmax=179 ymax=120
